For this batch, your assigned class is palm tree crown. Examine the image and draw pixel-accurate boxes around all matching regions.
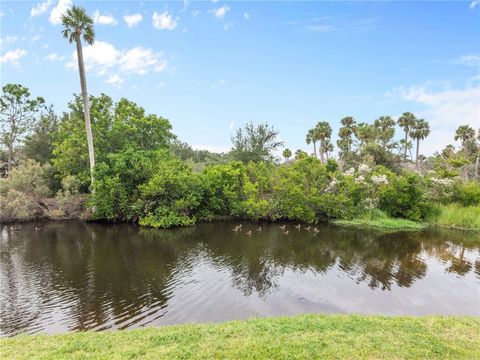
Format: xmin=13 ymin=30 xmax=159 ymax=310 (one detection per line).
xmin=410 ymin=119 xmax=430 ymax=141
xmin=62 ymin=6 xmax=95 ymax=45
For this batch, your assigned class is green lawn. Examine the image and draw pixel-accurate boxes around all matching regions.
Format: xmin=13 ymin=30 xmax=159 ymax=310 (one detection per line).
xmin=334 ymin=210 xmax=426 ymax=230
xmin=2 ymin=314 xmax=479 ymax=359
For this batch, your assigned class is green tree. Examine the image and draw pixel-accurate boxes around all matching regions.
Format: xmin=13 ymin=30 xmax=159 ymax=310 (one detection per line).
xmin=306 ymin=128 xmax=318 ymax=158
xmin=337 ymin=116 xmax=356 ymax=161
xmin=355 ymin=122 xmax=375 ymax=151
xmin=410 ymin=119 xmax=430 ymax=168
xmin=373 ymin=116 xmax=395 ymax=150
xmin=282 ymin=148 xmax=292 ymax=162
xmin=230 ymin=122 xmax=283 ymax=163
xmin=62 ymin=6 xmax=96 ymax=188
xmin=24 ymin=106 xmax=59 ymax=164
xmin=53 ymin=94 xmax=174 ymax=188
xmin=454 ymin=125 xmax=475 ymax=159
xmin=397 ymin=112 xmax=417 ymax=161
xmin=0 ymin=84 xmax=45 ymax=172
xmin=315 ymin=121 xmax=332 ymax=164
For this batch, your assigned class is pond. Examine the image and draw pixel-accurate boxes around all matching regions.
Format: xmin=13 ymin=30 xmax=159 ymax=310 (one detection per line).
xmin=1 ymin=221 xmax=479 ymax=336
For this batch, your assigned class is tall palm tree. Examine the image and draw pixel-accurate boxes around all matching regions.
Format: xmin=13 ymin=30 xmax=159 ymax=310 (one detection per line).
xmin=410 ymin=119 xmax=430 ymax=168
xmin=306 ymin=128 xmax=317 ymax=158
xmin=454 ymin=125 xmax=475 ymax=159
xmin=397 ymin=112 xmax=416 ymax=161
xmin=315 ymin=121 xmax=332 ymax=164
xmin=282 ymin=148 xmax=292 ymax=163
xmin=62 ymin=6 xmax=96 ymax=188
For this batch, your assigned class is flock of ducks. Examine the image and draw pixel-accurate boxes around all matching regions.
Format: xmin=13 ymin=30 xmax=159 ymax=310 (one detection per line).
xmin=233 ymin=223 xmax=319 ymax=236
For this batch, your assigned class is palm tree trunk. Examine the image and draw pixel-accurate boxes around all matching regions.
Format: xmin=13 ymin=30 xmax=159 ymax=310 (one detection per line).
xmin=75 ymin=35 xmax=95 ymax=189
xmin=416 ymin=138 xmax=420 ymax=168
xmin=320 ymin=140 xmax=324 ymax=164
xmin=404 ymin=130 xmax=408 ymax=161
xmin=475 ymin=155 xmax=479 ymax=181
xmin=313 ymin=141 xmax=317 ymax=158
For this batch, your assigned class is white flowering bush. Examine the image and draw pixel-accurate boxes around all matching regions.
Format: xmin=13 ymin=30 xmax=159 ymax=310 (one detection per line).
xmin=358 ymin=164 xmax=371 ymax=174
xmin=371 ymin=174 xmax=389 ymax=186
xmin=344 ymin=168 xmax=355 ymax=176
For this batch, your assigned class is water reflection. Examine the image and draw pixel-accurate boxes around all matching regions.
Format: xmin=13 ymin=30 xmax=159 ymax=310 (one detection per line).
xmin=1 ymin=221 xmax=479 ymax=336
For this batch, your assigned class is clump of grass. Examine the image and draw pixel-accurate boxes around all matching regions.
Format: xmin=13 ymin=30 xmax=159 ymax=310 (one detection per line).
xmin=433 ymin=204 xmax=480 ymax=231
xmin=334 ymin=209 xmax=426 ymax=230
xmin=1 ymin=314 xmax=479 ymax=359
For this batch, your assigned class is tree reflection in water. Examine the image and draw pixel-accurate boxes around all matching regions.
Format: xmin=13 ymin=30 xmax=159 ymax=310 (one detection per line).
xmin=1 ymin=221 xmax=478 ymax=336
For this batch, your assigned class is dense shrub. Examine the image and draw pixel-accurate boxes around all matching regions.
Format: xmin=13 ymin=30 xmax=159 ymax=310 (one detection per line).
xmin=453 ymin=182 xmax=480 ymax=206
xmin=378 ymin=173 xmax=437 ymax=221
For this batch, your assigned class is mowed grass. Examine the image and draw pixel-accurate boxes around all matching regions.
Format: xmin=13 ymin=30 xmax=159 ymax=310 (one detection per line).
xmin=2 ymin=314 xmax=479 ymax=359
xmin=434 ymin=204 xmax=480 ymax=231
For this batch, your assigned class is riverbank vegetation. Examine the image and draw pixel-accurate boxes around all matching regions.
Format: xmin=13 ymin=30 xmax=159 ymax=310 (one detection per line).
xmin=1 ymin=86 xmax=479 ymax=229
xmin=2 ymin=314 xmax=479 ymax=359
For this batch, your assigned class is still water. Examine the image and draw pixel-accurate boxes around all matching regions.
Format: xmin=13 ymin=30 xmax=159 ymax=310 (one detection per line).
xmin=1 ymin=221 xmax=479 ymax=336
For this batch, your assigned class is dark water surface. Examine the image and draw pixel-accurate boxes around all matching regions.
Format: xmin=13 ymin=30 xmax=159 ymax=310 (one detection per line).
xmin=1 ymin=221 xmax=479 ymax=336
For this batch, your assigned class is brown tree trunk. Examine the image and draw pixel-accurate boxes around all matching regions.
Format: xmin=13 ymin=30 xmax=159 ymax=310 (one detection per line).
xmin=416 ymin=138 xmax=420 ymax=169
xmin=320 ymin=140 xmax=324 ymax=164
xmin=404 ymin=130 xmax=408 ymax=161
xmin=75 ymin=34 xmax=95 ymax=190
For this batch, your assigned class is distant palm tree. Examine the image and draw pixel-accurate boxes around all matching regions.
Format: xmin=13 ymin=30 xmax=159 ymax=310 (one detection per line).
xmin=374 ymin=116 xmax=395 ymax=150
xmin=454 ymin=125 xmax=475 ymax=159
xmin=62 ymin=6 xmax=96 ymax=188
xmin=410 ymin=119 xmax=430 ymax=168
xmin=306 ymin=128 xmax=317 ymax=158
xmin=397 ymin=112 xmax=417 ymax=161
xmin=315 ymin=121 xmax=332 ymax=164
xmin=282 ymin=148 xmax=292 ymax=163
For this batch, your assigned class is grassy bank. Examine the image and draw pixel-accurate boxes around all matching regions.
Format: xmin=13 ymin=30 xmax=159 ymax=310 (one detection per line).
xmin=2 ymin=314 xmax=479 ymax=359
xmin=433 ymin=204 xmax=480 ymax=231
xmin=333 ymin=210 xmax=426 ymax=230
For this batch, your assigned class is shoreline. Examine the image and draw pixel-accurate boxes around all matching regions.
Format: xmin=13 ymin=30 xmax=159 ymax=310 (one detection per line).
xmin=2 ymin=314 xmax=479 ymax=359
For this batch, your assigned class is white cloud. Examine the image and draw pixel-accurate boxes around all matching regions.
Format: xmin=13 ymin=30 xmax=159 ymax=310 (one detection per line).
xmin=243 ymin=12 xmax=251 ymax=20
xmin=392 ymin=84 xmax=480 ymax=154
xmin=470 ymin=1 xmax=479 ymax=9
xmin=152 ymin=11 xmax=177 ymax=30
xmin=66 ymin=40 xmax=168 ymax=87
xmin=0 ymin=49 xmax=27 ymax=65
xmin=44 ymin=52 xmax=64 ymax=61
xmin=119 ymin=47 xmax=167 ymax=75
xmin=49 ymin=0 xmax=72 ymax=25
xmin=30 ymin=0 xmax=52 ymax=18
xmin=0 ymin=35 xmax=17 ymax=47
xmin=123 ymin=13 xmax=143 ymax=28
xmin=31 ymin=35 xmax=42 ymax=42
xmin=454 ymin=54 xmax=480 ymax=66
xmin=212 ymin=78 xmax=226 ymax=88
xmin=92 ymin=10 xmax=118 ymax=26
xmin=213 ymin=5 xmax=229 ymax=19
xmin=106 ymin=74 xmax=124 ymax=87
xmin=192 ymin=10 xmax=200 ymax=17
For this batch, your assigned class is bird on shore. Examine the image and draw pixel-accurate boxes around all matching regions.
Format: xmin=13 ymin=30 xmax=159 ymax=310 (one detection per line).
xmin=305 ymin=226 xmax=311 ymax=231
xmin=246 ymin=231 xmax=252 ymax=236
xmin=256 ymin=227 xmax=262 ymax=232
xmin=313 ymin=227 xmax=319 ymax=234
xmin=280 ymin=225 xmax=286 ymax=230
xmin=283 ymin=230 xmax=289 ymax=235
xmin=295 ymin=224 xmax=301 ymax=230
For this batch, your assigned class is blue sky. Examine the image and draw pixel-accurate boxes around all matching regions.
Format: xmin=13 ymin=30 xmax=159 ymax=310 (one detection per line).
xmin=1 ymin=1 xmax=479 ymax=155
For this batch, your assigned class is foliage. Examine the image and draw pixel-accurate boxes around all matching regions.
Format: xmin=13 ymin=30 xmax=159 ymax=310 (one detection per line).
xmin=23 ymin=107 xmax=59 ymax=165
xmin=378 ymin=173 xmax=438 ymax=221
xmin=138 ymin=151 xmax=203 ymax=228
xmin=0 ymin=83 xmax=45 ymax=170
xmin=53 ymin=94 xmax=175 ymax=188
xmin=453 ymin=182 xmax=480 ymax=206
xmin=230 ymin=122 xmax=283 ymax=163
